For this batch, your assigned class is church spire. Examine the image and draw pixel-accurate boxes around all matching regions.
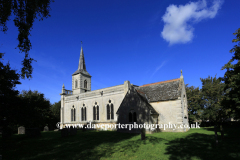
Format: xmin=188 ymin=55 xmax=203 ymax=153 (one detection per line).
xmin=78 ymin=46 xmax=86 ymax=71
xmin=72 ymin=43 xmax=91 ymax=76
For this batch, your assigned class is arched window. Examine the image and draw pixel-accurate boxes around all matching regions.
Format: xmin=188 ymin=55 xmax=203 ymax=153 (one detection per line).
xmin=111 ymin=104 xmax=114 ymax=120
xmin=93 ymin=106 xmax=96 ymax=120
xmin=81 ymin=107 xmax=84 ymax=121
xmin=71 ymin=108 xmax=73 ymax=121
xmin=85 ymin=107 xmax=87 ymax=121
xmin=81 ymin=104 xmax=87 ymax=121
xmin=75 ymin=80 xmax=78 ymax=88
xmin=129 ymin=110 xmax=137 ymax=122
xmin=97 ymin=105 xmax=99 ymax=120
xmin=93 ymin=103 xmax=99 ymax=121
xmin=107 ymin=100 xmax=114 ymax=120
xmin=129 ymin=112 xmax=132 ymax=122
xmin=71 ymin=106 xmax=76 ymax=121
xmin=133 ymin=112 xmax=137 ymax=122
xmin=84 ymin=80 xmax=87 ymax=88
xmin=107 ymin=104 xmax=110 ymax=120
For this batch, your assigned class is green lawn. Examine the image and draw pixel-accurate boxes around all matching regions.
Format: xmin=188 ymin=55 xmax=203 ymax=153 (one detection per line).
xmin=1 ymin=127 xmax=240 ymax=160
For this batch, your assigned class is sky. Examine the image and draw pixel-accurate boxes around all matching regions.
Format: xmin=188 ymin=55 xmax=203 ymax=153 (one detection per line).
xmin=1 ymin=0 xmax=240 ymax=104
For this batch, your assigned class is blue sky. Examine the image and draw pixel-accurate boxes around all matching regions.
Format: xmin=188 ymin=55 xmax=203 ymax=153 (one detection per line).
xmin=1 ymin=0 xmax=239 ymax=104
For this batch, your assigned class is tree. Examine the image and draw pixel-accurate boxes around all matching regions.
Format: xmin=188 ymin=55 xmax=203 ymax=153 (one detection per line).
xmin=186 ymin=84 xmax=204 ymax=123
xmin=0 ymin=53 xmax=21 ymax=125
xmin=51 ymin=100 xmax=61 ymax=122
xmin=18 ymin=90 xmax=53 ymax=128
xmin=200 ymin=76 xmax=230 ymax=124
xmin=0 ymin=0 xmax=54 ymax=79
xmin=221 ymin=28 xmax=240 ymax=120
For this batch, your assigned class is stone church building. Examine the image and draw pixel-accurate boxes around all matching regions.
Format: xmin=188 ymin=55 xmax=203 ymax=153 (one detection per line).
xmin=60 ymin=47 xmax=189 ymax=132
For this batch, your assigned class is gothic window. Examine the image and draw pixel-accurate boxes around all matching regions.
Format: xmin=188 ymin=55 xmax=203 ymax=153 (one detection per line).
xmin=129 ymin=110 xmax=137 ymax=122
xmin=93 ymin=106 xmax=96 ymax=120
xmin=93 ymin=103 xmax=99 ymax=120
xmin=111 ymin=104 xmax=114 ymax=119
xmin=133 ymin=112 xmax=137 ymax=122
xmin=107 ymin=100 xmax=114 ymax=120
xmin=81 ymin=107 xmax=83 ymax=121
xmin=97 ymin=105 xmax=99 ymax=120
xmin=85 ymin=107 xmax=87 ymax=121
xmin=107 ymin=104 xmax=110 ymax=120
xmin=84 ymin=80 xmax=87 ymax=89
xmin=129 ymin=112 xmax=132 ymax=122
xmin=81 ymin=105 xmax=87 ymax=121
xmin=71 ymin=106 xmax=76 ymax=121
xmin=75 ymin=80 xmax=78 ymax=88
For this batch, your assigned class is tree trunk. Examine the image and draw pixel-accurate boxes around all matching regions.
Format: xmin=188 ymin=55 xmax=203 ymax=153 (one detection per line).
xmin=220 ymin=124 xmax=224 ymax=141
xmin=214 ymin=125 xmax=218 ymax=146
xmin=141 ymin=128 xmax=145 ymax=140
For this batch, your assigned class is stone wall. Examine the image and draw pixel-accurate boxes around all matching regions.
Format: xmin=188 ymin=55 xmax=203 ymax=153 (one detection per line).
xmin=117 ymin=86 xmax=157 ymax=133
xmin=150 ymin=99 xmax=187 ymax=132
xmin=61 ymin=82 xmax=130 ymax=129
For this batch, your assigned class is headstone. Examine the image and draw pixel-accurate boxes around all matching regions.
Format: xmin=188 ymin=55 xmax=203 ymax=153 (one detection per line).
xmin=54 ymin=129 xmax=59 ymax=132
xmin=61 ymin=128 xmax=69 ymax=137
xmin=18 ymin=126 xmax=25 ymax=134
xmin=25 ymin=128 xmax=41 ymax=137
xmin=43 ymin=126 xmax=49 ymax=132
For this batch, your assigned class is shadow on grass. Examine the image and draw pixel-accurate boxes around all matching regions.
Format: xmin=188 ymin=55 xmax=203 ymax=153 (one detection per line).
xmin=3 ymin=128 xmax=240 ymax=160
xmin=165 ymin=128 xmax=240 ymax=160
xmin=3 ymin=130 xmax=145 ymax=160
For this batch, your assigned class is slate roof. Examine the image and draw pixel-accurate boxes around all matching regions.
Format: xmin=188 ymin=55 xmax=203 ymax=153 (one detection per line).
xmin=72 ymin=47 xmax=91 ymax=76
xmin=136 ymin=90 xmax=159 ymax=114
xmin=72 ymin=69 xmax=91 ymax=76
xmin=116 ymin=87 xmax=159 ymax=115
xmin=136 ymin=78 xmax=182 ymax=102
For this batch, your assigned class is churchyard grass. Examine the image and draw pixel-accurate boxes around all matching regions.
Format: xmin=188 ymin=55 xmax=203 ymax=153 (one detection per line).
xmin=1 ymin=127 xmax=240 ymax=160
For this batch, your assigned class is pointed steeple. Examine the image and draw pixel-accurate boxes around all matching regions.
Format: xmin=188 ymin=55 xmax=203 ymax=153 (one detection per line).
xmin=78 ymin=47 xmax=86 ymax=71
xmin=72 ymin=44 xmax=91 ymax=76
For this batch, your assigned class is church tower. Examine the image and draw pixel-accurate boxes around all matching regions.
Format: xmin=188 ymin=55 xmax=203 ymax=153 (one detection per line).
xmin=72 ymin=47 xmax=91 ymax=94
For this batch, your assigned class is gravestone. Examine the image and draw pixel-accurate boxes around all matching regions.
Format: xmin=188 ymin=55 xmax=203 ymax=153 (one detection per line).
xmin=25 ymin=128 xmax=41 ymax=137
xmin=61 ymin=128 xmax=69 ymax=137
xmin=18 ymin=126 xmax=25 ymax=134
xmin=43 ymin=126 xmax=49 ymax=132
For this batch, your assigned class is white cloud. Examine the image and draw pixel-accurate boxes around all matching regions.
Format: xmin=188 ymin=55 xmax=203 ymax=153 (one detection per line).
xmin=161 ymin=0 xmax=223 ymax=45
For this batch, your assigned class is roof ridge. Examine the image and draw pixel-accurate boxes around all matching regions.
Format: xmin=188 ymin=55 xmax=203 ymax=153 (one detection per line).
xmin=139 ymin=78 xmax=180 ymax=87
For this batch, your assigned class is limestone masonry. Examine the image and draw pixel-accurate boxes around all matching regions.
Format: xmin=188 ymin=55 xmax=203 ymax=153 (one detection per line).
xmin=60 ymin=47 xmax=189 ymax=133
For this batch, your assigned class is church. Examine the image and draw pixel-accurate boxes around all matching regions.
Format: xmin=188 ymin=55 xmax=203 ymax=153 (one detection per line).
xmin=60 ymin=47 xmax=189 ymax=132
